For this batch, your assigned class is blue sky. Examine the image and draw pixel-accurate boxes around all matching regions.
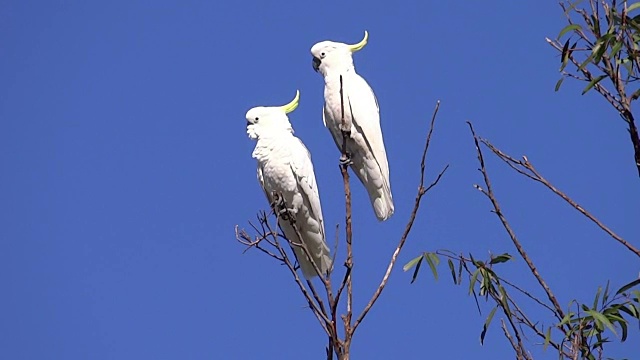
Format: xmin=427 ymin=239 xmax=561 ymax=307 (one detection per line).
xmin=1 ymin=1 xmax=639 ymax=359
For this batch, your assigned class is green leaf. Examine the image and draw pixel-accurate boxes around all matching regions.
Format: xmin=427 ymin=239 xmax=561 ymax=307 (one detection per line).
xmin=489 ymin=253 xmax=512 ymax=265
xmin=628 ymin=2 xmax=640 ymax=13
xmin=559 ymin=312 xmax=575 ymax=327
xmin=480 ymin=306 xmax=498 ymax=345
xmin=469 ymin=269 xmax=480 ymax=295
xmin=404 ymin=254 xmax=424 ymax=284
xmin=544 ymin=326 xmax=552 ymax=350
xmin=619 ymin=318 xmax=628 ymax=341
xmin=586 ymin=309 xmax=618 ymax=336
xmin=403 ymin=254 xmax=423 ymax=272
xmin=592 ymin=14 xmax=601 ymax=36
xmin=593 ymin=38 xmax=610 ymax=64
xmin=498 ymin=285 xmax=511 ymax=313
xmin=555 ymin=77 xmax=565 ymax=92
xmin=594 ymin=286 xmax=602 ymax=310
xmin=616 ymin=278 xmax=640 ymax=295
xmin=558 ymin=24 xmax=581 ymax=39
xmin=582 ymin=75 xmax=607 ymax=95
xmin=610 ymin=40 xmax=623 ymax=58
xmin=457 ymin=257 xmax=463 ymax=285
xmin=480 ymin=269 xmax=489 ymax=297
xmin=579 ymin=53 xmax=595 ymax=70
xmin=424 ymin=252 xmax=439 ymax=281
xmin=561 ymin=38 xmax=571 ymax=66
xmin=602 ymin=280 xmax=610 ymax=307
xmin=618 ymin=304 xmax=638 ymax=318
xmin=447 ymin=259 xmax=457 ymax=285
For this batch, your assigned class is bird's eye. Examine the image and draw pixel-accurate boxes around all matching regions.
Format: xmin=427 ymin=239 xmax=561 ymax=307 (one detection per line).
xmin=321 ymin=52 xmax=325 ymax=57
xmin=254 ymin=117 xmax=259 ymax=122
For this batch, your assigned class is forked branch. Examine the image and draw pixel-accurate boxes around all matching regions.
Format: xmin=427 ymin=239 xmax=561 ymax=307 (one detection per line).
xmin=352 ymin=101 xmax=448 ymax=333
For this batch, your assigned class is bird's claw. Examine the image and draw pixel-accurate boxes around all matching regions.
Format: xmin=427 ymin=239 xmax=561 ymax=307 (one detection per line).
xmin=278 ymin=207 xmax=296 ymax=222
xmin=339 ymin=154 xmax=352 ymax=166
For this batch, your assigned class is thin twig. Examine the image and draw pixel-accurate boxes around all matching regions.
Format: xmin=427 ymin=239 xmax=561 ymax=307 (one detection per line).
xmin=501 ymin=319 xmax=526 ymax=360
xmin=353 ymin=101 xmax=448 ymax=333
xmin=481 ymin=138 xmax=640 ymax=258
xmin=467 ymin=122 xmax=568 ymax=329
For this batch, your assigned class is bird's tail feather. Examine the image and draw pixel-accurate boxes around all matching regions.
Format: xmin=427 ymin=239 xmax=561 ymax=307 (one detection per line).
xmin=370 ymin=184 xmax=394 ymax=221
xmin=295 ymin=246 xmax=333 ymax=280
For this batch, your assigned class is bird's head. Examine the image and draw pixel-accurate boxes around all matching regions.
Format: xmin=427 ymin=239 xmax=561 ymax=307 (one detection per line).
xmin=310 ymin=31 xmax=368 ymax=76
xmin=246 ymin=90 xmax=300 ymax=140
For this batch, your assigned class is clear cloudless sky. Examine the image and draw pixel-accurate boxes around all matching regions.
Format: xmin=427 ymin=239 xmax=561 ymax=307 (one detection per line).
xmin=1 ymin=1 xmax=639 ymax=359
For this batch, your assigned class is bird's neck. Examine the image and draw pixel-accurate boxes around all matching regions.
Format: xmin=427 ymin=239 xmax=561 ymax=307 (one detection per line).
xmin=322 ymin=65 xmax=356 ymax=83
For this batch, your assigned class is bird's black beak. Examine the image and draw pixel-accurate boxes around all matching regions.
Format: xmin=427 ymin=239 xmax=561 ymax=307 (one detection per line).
xmin=312 ymin=57 xmax=321 ymax=72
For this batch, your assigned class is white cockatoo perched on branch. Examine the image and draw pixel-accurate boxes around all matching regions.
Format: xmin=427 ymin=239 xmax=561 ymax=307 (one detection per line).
xmin=246 ymin=91 xmax=332 ymax=279
xmin=310 ymin=31 xmax=394 ymax=221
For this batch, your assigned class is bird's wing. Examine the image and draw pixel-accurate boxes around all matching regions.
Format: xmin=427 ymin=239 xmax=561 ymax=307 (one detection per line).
xmin=346 ymin=74 xmax=391 ymax=184
xmin=256 ymin=165 xmax=274 ymax=206
xmin=288 ymin=138 xmax=326 ymax=241
xmin=323 ymin=105 xmax=343 ymax=151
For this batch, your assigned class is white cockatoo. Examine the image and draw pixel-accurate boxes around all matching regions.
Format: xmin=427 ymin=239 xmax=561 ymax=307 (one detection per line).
xmin=246 ymin=91 xmax=332 ymax=279
xmin=310 ymin=31 xmax=394 ymax=221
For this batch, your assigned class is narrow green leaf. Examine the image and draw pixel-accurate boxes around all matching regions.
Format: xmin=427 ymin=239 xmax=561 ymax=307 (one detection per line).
xmin=457 ymin=257 xmax=463 ymax=285
xmin=480 ymin=269 xmax=489 ymax=297
xmin=619 ymin=318 xmax=628 ymax=341
xmin=469 ymin=269 xmax=480 ymax=295
xmin=579 ymin=53 xmax=595 ymax=70
xmin=480 ymin=306 xmax=498 ymax=345
xmin=610 ymin=40 xmax=623 ymax=58
xmin=555 ymin=77 xmax=565 ymax=92
xmin=447 ymin=259 xmax=457 ymax=285
xmin=628 ymin=2 xmax=640 ymax=13
xmin=559 ymin=312 xmax=575 ymax=327
xmin=593 ymin=38 xmax=610 ymax=64
xmin=594 ymin=286 xmax=602 ymax=310
xmin=410 ymin=255 xmax=423 ymax=284
xmin=403 ymin=254 xmax=423 ymax=272
xmin=544 ymin=327 xmax=552 ymax=350
xmin=618 ymin=304 xmax=638 ymax=318
xmin=615 ymin=278 xmax=640 ymax=295
xmin=558 ymin=24 xmax=581 ymax=39
xmin=602 ymin=280 xmax=610 ymax=307
xmin=582 ymin=75 xmax=607 ymax=95
xmin=630 ymin=88 xmax=640 ymax=101
xmin=586 ymin=309 xmax=618 ymax=335
xmin=425 ymin=252 xmax=439 ymax=281
xmin=489 ymin=253 xmax=512 ymax=265
xmin=592 ymin=14 xmax=601 ymax=36
xmin=561 ymin=38 xmax=571 ymax=67
xmin=498 ymin=285 xmax=511 ymax=313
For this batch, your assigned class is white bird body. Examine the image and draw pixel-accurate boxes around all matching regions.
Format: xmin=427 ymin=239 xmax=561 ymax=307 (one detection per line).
xmin=311 ymin=31 xmax=394 ymax=221
xmin=246 ymin=92 xmax=332 ymax=279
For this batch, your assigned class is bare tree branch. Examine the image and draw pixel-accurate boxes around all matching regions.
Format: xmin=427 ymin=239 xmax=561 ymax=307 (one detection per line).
xmin=352 ymin=101 xmax=448 ymax=333
xmin=467 ymin=122 xmax=568 ymax=330
xmin=479 ymin=138 xmax=640 ymax=258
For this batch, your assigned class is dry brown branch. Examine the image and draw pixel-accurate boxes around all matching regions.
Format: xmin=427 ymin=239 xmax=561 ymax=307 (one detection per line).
xmin=266 ymin=216 xmax=332 ymax=331
xmin=467 ymin=122 xmax=568 ymax=331
xmin=501 ymin=319 xmax=525 ymax=360
xmin=352 ymin=100 xmax=448 ymax=333
xmin=479 ymin=138 xmax=640 ymax=258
